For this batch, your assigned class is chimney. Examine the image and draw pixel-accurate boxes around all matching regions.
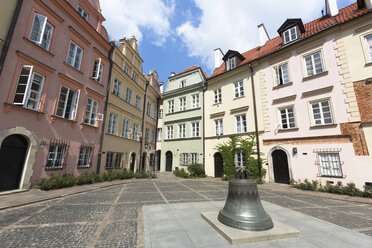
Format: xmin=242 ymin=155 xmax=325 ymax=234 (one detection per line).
xmin=358 ymin=0 xmax=372 ymax=9
xmin=325 ymin=0 xmax=338 ymax=17
xmin=129 ymin=35 xmax=138 ymax=52
xmin=214 ymin=48 xmax=224 ymax=69
xmin=258 ymin=23 xmax=270 ymax=47
xmin=170 ymin=72 xmax=175 ymax=77
xmin=159 ymin=82 xmax=164 ymax=93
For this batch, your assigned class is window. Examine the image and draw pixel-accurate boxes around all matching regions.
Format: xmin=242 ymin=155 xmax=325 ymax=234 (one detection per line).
xmin=283 ymin=26 xmax=297 ymax=44
xmin=214 ymin=89 xmax=222 ymax=104
xmin=145 ymin=128 xmax=149 ymax=142
xmin=113 ymin=79 xmax=122 ymax=96
xmin=133 ymin=123 xmax=139 ymax=140
xmin=180 ymin=80 xmax=186 ymax=88
xmin=181 ymin=153 xmax=189 ymax=165
xmin=178 ymin=124 xmax=186 ymax=138
xmin=29 ymin=13 xmax=54 ymax=51
xmin=167 ymin=125 xmax=173 ymax=139
xmin=304 ymin=51 xmax=324 ymax=76
xmin=192 ymin=94 xmax=199 ymax=108
xmin=151 ymin=130 xmax=155 ymax=143
xmin=215 ymin=119 xmax=223 ymax=136
xmin=92 ymin=58 xmax=103 ymax=83
xmin=56 ymin=86 xmax=79 ymax=120
xmin=275 ymin=63 xmax=290 ymax=85
xmin=319 ymin=153 xmax=342 ymax=177
xmin=366 ymin=35 xmax=372 ymax=62
xmin=77 ymin=5 xmax=88 ymax=21
xmin=107 ymin=113 xmax=118 ymax=135
xmin=158 ymin=109 xmax=163 ymax=118
xmin=157 ymin=128 xmax=162 ymax=141
xmin=13 ymin=66 xmax=44 ymax=110
xmin=147 ymin=103 xmax=151 ymax=115
xmin=226 ymin=57 xmax=236 ymax=71
xmin=105 ymin=152 xmax=114 ymax=169
xmin=190 ymin=153 xmax=198 ymax=164
xmin=191 ymin=122 xmax=200 ymax=137
xmin=234 ymin=81 xmax=244 ymax=98
xmin=84 ymin=98 xmax=98 ymax=126
xmin=122 ymin=118 xmax=130 ymax=138
xmin=311 ymin=99 xmax=333 ymax=126
xmin=125 ymin=88 xmax=133 ymax=104
xmin=114 ymin=153 xmax=123 ymax=168
xmin=153 ymin=108 xmax=157 ymax=119
xmin=66 ymin=41 xmax=83 ymax=70
xmin=77 ymin=146 xmax=93 ymax=168
xmin=279 ymin=107 xmax=296 ymax=129
xmin=134 ymin=95 xmax=141 ymax=109
xmin=179 ymin=97 xmax=186 ymax=111
xmin=236 ymin=115 xmax=247 ymax=133
xmin=46 ymin=140 xmax=68 ymax=169
xmin=168 ymin=100 xmax=174 ymax=113
xmin=132 ymin=73 xmax=137 ymax=82
xmin=124 ymin=65 xmax=129 ymax=74
xmin=235 ymin=151 xmax=246 ymax=168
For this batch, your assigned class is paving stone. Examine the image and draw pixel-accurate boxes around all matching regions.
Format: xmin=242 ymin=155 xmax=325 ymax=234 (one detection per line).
xmin=198 ymin=190 xmax=228 ymax=200
xmin=163 ymin=191 xmax=206 ymax=202
xmin=154 ymin=182 xmax=181 ymax=187
xmin=119 ymin=192 xmax=164 ymax=203
xmin=329 ymin=205 xmax=372 ymax=219
xmin=123 ymin=186 xmax=158 ymax=193
xmin=0 ymin=205 xmax=42 ymax=228
xmin=158 ymin=186 xmax=189 ymax=192
xmin=260 ymin=196 xmax=311 ymax=209
xmin=60 ymin=192 xmax=118 ymax=204
xmin=360 ymin=229 xmax=372 ymax=237
xmin=112 ymin=203 xmax=139 ymax=220
xmin=94 ymin=220 xmax=137 ymax=248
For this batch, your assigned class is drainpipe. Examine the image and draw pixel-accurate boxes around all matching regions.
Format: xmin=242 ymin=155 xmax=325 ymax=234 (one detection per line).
xmin=139 ymin=78 xmax=150 ymax=171
xmin=248 ymin=63 xmax=262 ymax=181
xmin=0 ymin=0 xmax=23 ymax=75
xmin=154 ymin=91 xmax=161 ymax=172
xmin=96 ymin=40 xmax=116 ymax=174
xmin=202 ymin=79 xmax=207 ymax=170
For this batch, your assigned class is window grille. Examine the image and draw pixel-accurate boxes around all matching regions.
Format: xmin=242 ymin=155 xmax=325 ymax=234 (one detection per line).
xmin=314 ymin=148 xmax=344 ymax=178
xmin=77 ymin=143 xmax=94 ymax=168
xmin=46 ymin=139 xmax=70 ymax=169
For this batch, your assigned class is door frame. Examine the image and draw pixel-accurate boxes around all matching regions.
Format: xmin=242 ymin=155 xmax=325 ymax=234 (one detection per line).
xmin=213 ymin=152 xmax=224 ymax=178
xmin=267 ymin=145 xmax=293 ymax=183
xmin=165 ymin=151 xmax=173 ymax=172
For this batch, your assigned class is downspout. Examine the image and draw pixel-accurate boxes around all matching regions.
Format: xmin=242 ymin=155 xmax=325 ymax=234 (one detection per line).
xmin=0 ymin=0 xmax=23 ymax=75
xmin=248 ymin=63 xmax=262 ymax=182
xmin=96 ymin=40 xmax=115 ymax=174
xmin=202 ymin=79 xmax=207 ymax=170
xmin=139 ymin=78 xmax=150 ymax=171
xmin=154 ymin=93 xmax=160 ymax=172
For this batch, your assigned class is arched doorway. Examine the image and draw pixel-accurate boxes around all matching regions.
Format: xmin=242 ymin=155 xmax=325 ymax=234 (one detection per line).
xmin=130 ymin=153 xmax=136 ymax=171
xmin=141 ymin=152 xmax=147 ymax=171
xmin=0 ymin=135 xmax=28 ymax=191
xmin=165 ymin=151 xmax=172 ymax=172
xmin=272 ymin=149 xmax=290 ymax=184
xmin=214 ymin=152 xmax=223 ymax=177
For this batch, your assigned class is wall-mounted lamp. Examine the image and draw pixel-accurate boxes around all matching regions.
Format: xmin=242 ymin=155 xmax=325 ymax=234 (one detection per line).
xmin=40 ymin=141 xmax=46 ymax=150
xmin=293 ymin=147 xmax=298 ymax=156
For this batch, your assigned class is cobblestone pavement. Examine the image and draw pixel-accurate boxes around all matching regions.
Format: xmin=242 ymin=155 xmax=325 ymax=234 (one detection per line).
xmin=0 ymin=178 xmax=372 ymax=247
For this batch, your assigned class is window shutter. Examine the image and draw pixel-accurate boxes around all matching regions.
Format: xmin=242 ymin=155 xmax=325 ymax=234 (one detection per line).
xmin=92 ymin=58 xmax=101 ymax=79
xmin=13 ymin=66 xmax=33 ymax=105
xmin=30 ymin=14 xmax=47 ymax=44
xmin=72 ymin=89 xmax=80 ymax=120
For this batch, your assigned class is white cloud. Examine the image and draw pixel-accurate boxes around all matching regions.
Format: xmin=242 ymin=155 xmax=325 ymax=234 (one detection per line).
xmin=101 ymin=0 xmax=175 ymax=45
xmin=176 ymin=0 xmax=333 ymax=73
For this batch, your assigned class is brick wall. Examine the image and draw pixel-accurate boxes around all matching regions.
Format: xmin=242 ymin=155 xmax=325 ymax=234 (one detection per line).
xmin=340 ymin=123 xmax=369 ymax=156
xmin=353 ymin=79 xmax=372 ymax=123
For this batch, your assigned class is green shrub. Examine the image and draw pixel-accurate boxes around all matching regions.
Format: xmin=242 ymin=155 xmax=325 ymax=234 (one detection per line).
xmin=76 ymin=173 xmax=95 ymax=185
xmin=135 ymin=171 xmax=151 ymax=179
xmin=94 ymin=174 xmax=103 ymax=183
xmin=173 ymin=168 xmax=189 ymax=178
xmin=187 ymin=163 xmax=206 ymax=178
xmin=122 ymin=168 xmax=135 ymax=179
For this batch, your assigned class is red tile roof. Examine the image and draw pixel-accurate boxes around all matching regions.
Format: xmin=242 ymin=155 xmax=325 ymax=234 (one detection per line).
xmin=171 ymin=65 xmax=208 ymax=79
xmin=210 ymin=2 xmax=372 ymax=79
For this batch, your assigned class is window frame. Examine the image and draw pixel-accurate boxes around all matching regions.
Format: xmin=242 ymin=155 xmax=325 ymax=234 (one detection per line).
xmin=46 ymin=140 xmax=68 ymax=169
xmin=234 ymin=81 xmax=244 ymax=98
xmin=157 ymin=128 xmax=162 ymax=141
xmin=215 ymin=119 xmax=223 ymax=136
xmin=92 ymin=58 xmax=103 ymax=83
xmin=318 ymin=153 xmax=343 ymax=177
xmin=283 ymin=26 xmax=298 ymax=44
xmin=77 ymin=5 xmax=89 ymax=21
xmin=364 ymin=34 xmax=372 ymax=62
xmin=310 ymin=99 xmax=334 ymax=126
xmin=226 ymin=57 xmax=236 ymax=71
xmin=29 ymin=13 xmax=54 ymax=51
xmin=214 ymin=88 xmax=222 ymax=104
xmin=179 ymin=97 xmax=186 ymax=111
xmin=147 ymin=102 xmax=151 ymax=115
xmin=135 ymin=95 xmax=141 ymax=109
xmin=84 ymin=98 xmax=98 ymax=126
xmin=278 ymin=106 xmax=296 ymax=130
xmin=274 ymin=62 xmax=291 ymax=86
xmin=191 ymin=122 xmax=200 ymax=137
xmin=66 ymin=41 xmax=83 ymax=70
xmin=168 ymin=100 xmax=174 ymax=113
xmin=122 ymin=118 xmax=130 ymax=138
xmin=77 ymin=145 xmax=94 ymax=168
xmin=133 ymin=123 xmax=139 ymax=140
xmin=180 ymin=80 xmax=186 ymax=88
xmin=125 ymin=88 xmax=133 ymax=104
xmin=191 ymin=94 xmax=199 ymax=108
xmin=55 ymin=85 xmax=80 ymax=120
xmin=107 ymin=113 xmax=118 ymax=135
xmin=178 ymin=123 xmax=186 ymax=138
xmin=236 ymin=115 xmax=247 ymax=134
xmin=303 ymin=50 xmax=325 ymax=77
xmin=166 ymin=125 xmax=173 ymax=139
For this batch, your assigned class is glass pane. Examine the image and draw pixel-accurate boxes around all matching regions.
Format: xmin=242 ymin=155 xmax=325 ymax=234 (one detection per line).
xmin=67 ymin=42 xmax=76 ymax=66
xmin=40 ymin=23 xmax=53 ymax=50
xmin=30 ymin=14 xmax=46 ymax=43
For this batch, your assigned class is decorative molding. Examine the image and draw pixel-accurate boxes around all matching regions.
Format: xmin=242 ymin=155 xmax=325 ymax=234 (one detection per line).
xmin=268 ymin=53 xmax=291 ymax=65
xmin=302 ymin=86 xmax=334 ymax=97
xmin=272 ymin=94 xmax=296 ymax=104
xmin=68 ymin=26 xmax=91 ymax=46
xmin=16 ymin=51 xmax=56 ymax=73
xmin=354 ymin=23 xmax=372 ymax=34
xmin=296 ymin=39 xmax=326 ymax=54
xmin=85 ymin=87 xmax=105 ymax=99
xmin=210 ymin=111 xmax=225 ymax=118
xmin=230 ymin=106 xmax=249 ymax=114
xmin=58 ymin=73 xmax=84 ymax=88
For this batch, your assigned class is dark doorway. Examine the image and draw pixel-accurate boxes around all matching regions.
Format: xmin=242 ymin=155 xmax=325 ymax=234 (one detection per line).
xmin=0 ymin=135 xmax=28 ymax=191
xmin=165 ymin=151 xmax=172 ymax=172
xmin=130 ymin=153 xmax=136 ymax=171
xmin=214 ymin=152 xmax=223 ymax=177
xmin=141 ymin=152 xmax=147 ymax=171
xmin=272 ymin=149 xmax=290 ymax=184
xmin=155 ymin=150 xmax=161 ymax=171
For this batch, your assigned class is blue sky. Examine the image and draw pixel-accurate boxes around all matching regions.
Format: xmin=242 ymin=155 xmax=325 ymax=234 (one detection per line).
xmin=101 ymin=0 xmax=355 ymax=84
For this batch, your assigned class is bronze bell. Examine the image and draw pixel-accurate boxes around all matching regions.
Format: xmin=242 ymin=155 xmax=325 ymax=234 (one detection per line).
xmin=218 ymin=170 xmax=274 ymax=231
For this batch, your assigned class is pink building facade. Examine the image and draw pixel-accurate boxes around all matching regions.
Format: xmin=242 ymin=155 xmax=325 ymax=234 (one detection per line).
xmin=0 ymin=0 xmax=110 ymax=191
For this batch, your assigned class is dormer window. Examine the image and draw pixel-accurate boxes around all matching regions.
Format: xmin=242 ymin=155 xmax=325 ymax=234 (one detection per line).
xmin=283 ymin=26 xmax=298 ymax=44
xmin=226 ymin=57 xmax=236 ymax=71
xmin=180 ymin=80 xmax=186 ymax=88
xmin=77 ymin=6 xmax=88 ymax=21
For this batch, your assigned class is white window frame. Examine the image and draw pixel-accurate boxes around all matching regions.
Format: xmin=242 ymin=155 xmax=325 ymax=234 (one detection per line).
xmin=132 ymin=73 xmax=137 ymax=82
xmin=122 ymin=118 xmax=130 ymax=138
xmin=124 ymin=65 xmax=129 ymax=74
xmin=304 ymin=51 xmax=324 ymax=77
xmin=29 ymin=13 xmax=54 ymax=51
xmin=147 ymin=103 xmax=151 ymax=115
xmin=190 ymin=153 xmax=198 ymax=164
xmin=13 ymin=65 xmax=45 ymax=111
xmin=275 ymin=63 xmax=290 ymax=86
xmin=114 ymin=153 xmax=123 ymax=169
xmin=235 ymin=151 xmax=246 ymax=168
xmin=234 ymin=81 xmax=244 ymax=98
xmin=145 ymin=128 xmax=149 ymax=143
xmin=84 ymin=98 xmax=98 ymax=126
xmin=179 ymin=97 xmax=186 ymax=111
xmin=365 ymin=34 xmax=372 ymax=62
xmin=214 ymin=88 xmax=222 ymax=104
xmin=107 ymin=113 xmax=118 ymax=135
xmin=180 ymin=80 xmax=186 ymax=88
xmin=236 ymin=115 xmax=247 ymax=134
xmin=135 ymin=95 xmax=141 ymax=109
xmin=46 ymin=142 xmax=67 ymax=169
xmin=226 ymin=57 xmax=236 ymax=71
xmin=181 ymin=153 xmax=189 ymax=165
xmin=125 ymin=88 xmax=133 ymax=104
xmin=178 ymin=124 xmax=186 ymax=138
xmin=157 ymin=128 xmax=162 ymax=141
xmin=191 ymin=122 xmax=200 ymax=137
xmin=56 ymin=86 xmax=80 ymax=120
xmin=77 ymin=146 xmax=93 ymax=168
xmin=158 ymin=109 xmax=163 ymax=118
xmin=151 ymin=129 xmax=155 ymax=143
xmin=215 ymin=119 xmax=223 ymax=136
xmin=133 ymin=123 xmax=139 ymax=140
xmin=66 ymin=41 xmax=83 ymax=70
xmin=105 ymin=152 xmax=114 ymax=169
xmin=279 ymin=106 xmax=296 ymax=129
xmin=283 ymin=26 xmax=297 ymax=44
xmin=153 ymin=108 xmax=157 ymax=119
xmin=168 ymin=100 xmax=174 ymax=113
xmin=319 ymin=153 xmax=343 ymax=177
xmin=192 ymin=94 xmax=199 ymax=108
xmin=113 ymin=79 xmax=122 ymax=96
xmin=167 ymin=125 xmax=173 ymax=139
xmin=77 ymin=5 xmax=88 ymax=21
xmin=92 ymin=58 xmax=103 ymax=83
xmin=310 ymin=99 xmax=334 ymax=126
